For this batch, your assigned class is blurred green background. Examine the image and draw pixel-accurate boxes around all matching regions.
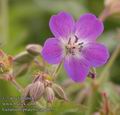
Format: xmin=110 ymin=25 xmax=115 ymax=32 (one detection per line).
xmin=0 ymin=0 xmax=120 ymax=115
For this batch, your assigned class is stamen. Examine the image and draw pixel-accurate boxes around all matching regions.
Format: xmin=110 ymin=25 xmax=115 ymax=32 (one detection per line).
xmin=75 ymin=36 xmax=79 ymax=43
xmin=79 ymin=46 xmax=83 ymax=52
xmin=66 ymin=35 xmax=84 ymax=55
xmin=78 ymin=42 xmax=83 ymax=46
xmin=68 ymin=37 xmax=71 ymax=44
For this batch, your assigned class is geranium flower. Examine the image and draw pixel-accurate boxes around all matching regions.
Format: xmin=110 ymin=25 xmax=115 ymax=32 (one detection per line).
xmin=41 ymin=12 xmax=109 ymax=82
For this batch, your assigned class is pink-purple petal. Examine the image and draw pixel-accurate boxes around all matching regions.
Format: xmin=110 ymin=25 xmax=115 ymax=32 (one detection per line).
xmin=75 ymin=13 xmax=104 ymax=41
xmin=82 ymin=43 xmax=109 ymax=67
xmin=41 ymin=38 xmax=63 ymax=64
xmin=64 ymin=57 xmax=90 ymax=82
xmin=49 ymin=12 xmax=75 ymax=39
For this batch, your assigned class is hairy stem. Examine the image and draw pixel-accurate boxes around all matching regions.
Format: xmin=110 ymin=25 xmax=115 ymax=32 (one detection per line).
xmin=0 ymin=73 xmax=24 ymax=93
xmin=99 ymin=6 xmax=110 ymax=22
xmin=52 ymin=61 xmax=63 ymax=79
xmin=10 ymin=78 xmax=24 ymax=93
xmin=85 ymin=80 xmax=98 ymax=115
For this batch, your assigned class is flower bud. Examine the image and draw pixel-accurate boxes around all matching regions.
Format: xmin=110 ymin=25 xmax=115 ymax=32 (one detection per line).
xmin=26 ymin=44 xmax=42 ymax=56
xmin=29 ymin=81 xmax=45 ymax=101
xmin=13 ymin=50 xmax=40 ymax=77
xmin=13 ymin=51 xmax=34 ymax=63
xmin=32 ymin=72 xmax=52 ymax=83
xmin=44 ymin=87 xmax=55 ymax=103
xmin=52 ymin=83 xmax=68 ymax=101
xmin=23 ymin=84 xmax=32 ymax=105
xmin=32 ymin=72 xmax=45 ymax=83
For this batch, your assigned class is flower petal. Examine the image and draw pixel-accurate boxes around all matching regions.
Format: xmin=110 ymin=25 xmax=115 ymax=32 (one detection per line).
xmin=49 ymin=12 xmax=75 ymax=39
xmin=75 ymin=13 xmax=104 ymax=41
xmin=64 ymin=57 xmax=90 ymax=82
xmin=82 ymin=43 xmax=109 ymax=67
xmin=41 ymin=38 xmax=63 ymax=64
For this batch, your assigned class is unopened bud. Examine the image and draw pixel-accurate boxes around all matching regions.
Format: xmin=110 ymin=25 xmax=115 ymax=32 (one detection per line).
xmin=23 ymin=84 xmax=32 ymax=105
xmin=52 ymin=83 xmax=68 ymax=101
xmin=13 ymin=50 xmax=40 ymax=77
xmin=44 ymin=87 xmax=55 ymax=103
xmin=29 ymin=81 xmax=44 ymax=101
xmin=32 ymin=72 xmax=52 ymax=83
xmin=26 ymin=44 xmax=42 ymax=56
xmin=13 ymin=51 xmax=34 ymax=63
xmin=32 ymin=72 xmax=45 ymax=83
xmin=44 ymin=80 xmax=52 ymax=87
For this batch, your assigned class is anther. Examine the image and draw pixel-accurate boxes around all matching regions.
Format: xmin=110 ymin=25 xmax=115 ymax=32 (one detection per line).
xmin=72 ymin=46 xmax=76 ymax=49
xmin=79 ymin=46 xmax=83 ymax=52
xmin=68 ymin=37 xmax=71 ymax=44
xmin=75 ymin=36 xmax=79 ymax=43
xmin=78 ymin=42 xmax=84 ymax=46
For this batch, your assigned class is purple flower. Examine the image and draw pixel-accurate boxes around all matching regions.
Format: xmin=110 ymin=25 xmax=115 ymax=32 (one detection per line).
xmin=41 ymin=12 xmax=109 ymax=82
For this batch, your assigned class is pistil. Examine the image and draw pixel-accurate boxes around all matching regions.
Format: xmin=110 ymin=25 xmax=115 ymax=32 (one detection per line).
xmin=65 ymin=36 xmax=84 ymax=55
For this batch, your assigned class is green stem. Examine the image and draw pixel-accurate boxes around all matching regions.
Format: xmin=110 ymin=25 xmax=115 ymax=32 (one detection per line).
xmin=85 ymin=80 xmax=98 ymax=115
xmin=98 ymin=6 xmax=110 ymax=22
xmin=52 ymin=61 xmax=63 ymax=79
xmin=0 ymin=75 xmax=24 ymax=93
xmin=10 ymin=79 xmax=24 ymax=93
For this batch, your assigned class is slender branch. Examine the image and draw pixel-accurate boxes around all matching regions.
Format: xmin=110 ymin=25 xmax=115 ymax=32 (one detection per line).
xmin=102 ymin=92 xmax=110 ymax=115
xmin=99 ymin=6 xmax=110 ymax=22
xmin=0 ymin=73 xmax=24 ymax=93
xmin=85 ymin=80 xmax=98 ymax=115
xmin=10 ymin=78 xmax=24 ymax=93
xmin=52 ymin=60 xmax=63 ymax=79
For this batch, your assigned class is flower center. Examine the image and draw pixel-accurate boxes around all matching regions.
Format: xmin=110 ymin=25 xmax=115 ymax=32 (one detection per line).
xmin=65 ymin=36 xmax=84 ymax=55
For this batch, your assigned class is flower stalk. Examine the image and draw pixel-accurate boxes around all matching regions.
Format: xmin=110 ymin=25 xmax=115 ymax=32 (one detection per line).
xmin=85 ymin=79 xmax=99 ymax=115
xmin=101 ymin=92 xmax=110 ymax=115
xmin=52 ymin=60 xmax=63 ymax=79
xmin=1 ymin=73 xmax=24 ymax=93
xmin=10 ymin=78 xmax=24 ymax=93
xmin=99 ymin=6 xmax=110 ymax=22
